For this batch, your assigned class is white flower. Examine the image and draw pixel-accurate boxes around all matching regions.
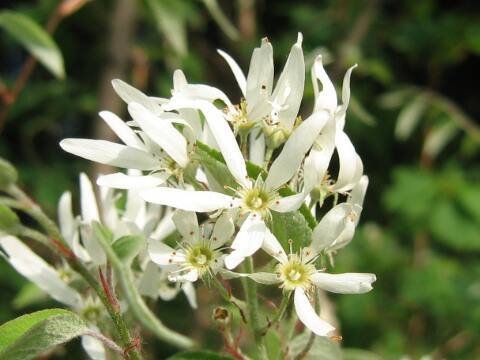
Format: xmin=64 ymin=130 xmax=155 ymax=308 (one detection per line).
xmin=140 ymin=101 xmax=328 ymax=269
xmin=223 ymin=231 xmax=376 ymax=337
xmin=148 ymin=210 xmax=234 ymax=282
xmin=303 ymin=56 xmax=363 ymax=208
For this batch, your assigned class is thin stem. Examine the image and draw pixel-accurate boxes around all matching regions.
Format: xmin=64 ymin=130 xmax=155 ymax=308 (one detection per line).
xmin=211 ymin=276 xmax=248 ymax=324
xmin=260 ymin=293 xmax=290 ymax=335
xmin=83 ymin=329 xmax=124 ymax=355
xmin=241 ymin=257 xmax=267 ymax=359
xmin=263 ymin=148 xmax=273 ymax=169
xmin=6 ymin=185 xmax=143 ymax=360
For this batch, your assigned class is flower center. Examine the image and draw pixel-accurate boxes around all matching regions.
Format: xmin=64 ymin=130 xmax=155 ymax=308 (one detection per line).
xmin=243 ymin=188 xmax=270 ymax=212
xmin=227 ymin=100 xmax=254 ymax=133
xmin=277 ymin=255 xmax=316 ymax=291
xmin=186 ymin=245 xmax=214 ymax=276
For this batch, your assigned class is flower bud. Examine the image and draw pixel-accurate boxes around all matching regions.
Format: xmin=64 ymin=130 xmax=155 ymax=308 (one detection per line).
xmin=212 ymin=306 xmax=231 ymax=327
xmin=0 ymin=157 xmax=17 ymax=189
xmin=0 ymin=204 xmax=21 ymax=234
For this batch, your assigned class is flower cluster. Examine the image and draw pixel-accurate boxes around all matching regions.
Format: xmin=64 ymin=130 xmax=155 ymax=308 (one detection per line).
xmin=0 ymin=33 xmax=375 ymax=358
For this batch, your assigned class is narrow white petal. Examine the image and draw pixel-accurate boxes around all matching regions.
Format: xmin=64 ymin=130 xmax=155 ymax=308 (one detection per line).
xmin=311 ymin=272 xmax=376 ymax=294
xmin=217 ymin=49 xmax=247 ymax=96
xmin=220 ymin=269 xmax=280 ymax=285
xmin=165 ymin=99 xmax=249 ymax=188
xmin=211 ymin=212 xmax=235 ymax=247
xmin=58 ymin=191 xmax=75 ymax=241
xmin=128 ymin=103 xmax=189 ymax=167
xmin=158 ymin=281 xmax=181 ymax=301
xmin=269 ymin=193 xmax=306 ymax=213
xmin=172 ymin=210 xmax=199 ymax=244
xmin=266 ymin=111 xmax=328 ymax=190
xmin=148 ymin=240 xmax=185 ymax=266
xmin=140 ymin=187 xmax=233 ymax=212
xmin=311 ymin=203 xmax=356 ymax=252
xmin=224 ymin=251 xmax=246 ymax=270
xmin=150 ymin=210 xmax=175 ymax=241
xmin=249 ymin=128 xmax=265 ymax=166
xmin=271 ymin=34 xmax=305 ymax=131
xmin=111 ymin=79 xmax=159 ymax=113
xmin=60 ymin=139 xmax=158 ymax=170
xmin=99 ymin=111 xmax=144 ymax=150
xmin=261 ymin=229 xmax=288 ymax=264
xmin=294 ymin=288 xmax=335 ymax=337
xmin=175 ymin=83 xmax=234 ymax=111
xmin=169 ymin=269 xmax=199 ymax=283
xmin=246 ymin=38 xmax=274 ymax=113
xmin=336 ymin=64 xmax=358 ymax=123
xmin=138 ymin=262 xmax=162 ymax=298
xmin=230 ymin=214 xmax=266 ymax=256
xmin=333 ymin=131 xmax=362 ymax=192
xmin=97 ymin=172 xmax=168 ymax=190
xmin=312 ymin=55 xmax=337 ymax=113
xmin=182 ymin=282 xmax=198 ymax=309
xmin=0 ymin=236 xmax=82 ymax=307
xmin=348 ymin=175 xmax=369 ymax=211
xmin=80 ymin=173 xmax=100 ymax=223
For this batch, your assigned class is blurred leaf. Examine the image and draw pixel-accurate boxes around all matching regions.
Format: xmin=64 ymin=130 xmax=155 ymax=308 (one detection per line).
xmin=457 ymin=187 xmax=480 ymax=221
xmin=168 ymin=351 xmax=234 ymax=360
xmin=0 ymin=309 xmax=87 ymax=360
xmin=422 ymin=121 xmax=459 ymax=159
xmin=146 ymin=0 xmax=188 ymax=56
xmin=378 ymin=88 xmax=415 ymax=109
xmin=13 ymin=283 xmax=49 ymax=309
xmin=429 ymin=200 xmax=480 ymax=251
xmin=112 ymin=235 xmax=143 ymax=265
xmin=264 ymin=330 xmax=281 ymax=360
xmin=349 ymin=95 xmax=376 ymax=126
xmin=289 ymin=332 xmax=342 ymax=359
xmin=0 ymin=11 xmax=65 ymax=78
xmin=395 ymin=95 xmax=428 ymax=141
xmin=343 ymin=349 xmax=383 ymax=360
xmin=202 ymin=0 xmax=239 ymax=41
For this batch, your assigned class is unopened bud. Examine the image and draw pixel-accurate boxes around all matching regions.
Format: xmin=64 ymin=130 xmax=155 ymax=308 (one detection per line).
xmin=213 ymin=306 xmax=230 ymax=326
xmin=0 ymin=157 xmax=17 ymax=189
xmin=0 ymin=204 xmax=21 ymax=234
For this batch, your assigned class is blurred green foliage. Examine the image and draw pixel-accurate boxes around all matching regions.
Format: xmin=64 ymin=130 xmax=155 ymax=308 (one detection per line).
xmin=1 ymin=0 xmax=480 ymax=358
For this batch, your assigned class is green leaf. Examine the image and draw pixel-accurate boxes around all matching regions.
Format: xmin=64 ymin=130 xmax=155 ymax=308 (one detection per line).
xmin=0 ymin=309 xmax=87 ymax=360
xmin=0 ymin=11 xmax=65 ymax=79
xmin=264 ymin=330 xmax=281 ymax=360
xmin=0 ymin=204 xmax=21 ymax=234
xmin=343 ymin=349 xmax=383 ymax=360
xmin=271 ymin=210 xmax=312 ymax=254
xmin=395 ymin=95 xmax=428 ymax=141
xmin=289 ymin=332 xmax=342 ymax=359
xmin=92 ymin=221 xmax=113 ymax=243
xmin=112 ymin=235 xmax=144 ymax=265
xmin=13 ymin=283 xmax=49 ymax=309
xmin=168 ymin=351 xmax=234 ymax=360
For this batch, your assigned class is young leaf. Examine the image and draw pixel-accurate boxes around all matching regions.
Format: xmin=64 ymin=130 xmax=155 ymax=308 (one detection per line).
xmin=271 ymin=210 xmax=312 ymax=253
xmin=0 ymin=157 xmax=17 ymax=189
xmin=0 ymin=309 xmax=87 ymax=360
xmin=0 ymin=204 xmax=21 ymax=234
xmin=0 ymin=11 xmax=65 ymax=78
xmin=112 ymin=235 xmax=143 ymax=265
xmin=289 ymin=332 xmax=342 ymax=359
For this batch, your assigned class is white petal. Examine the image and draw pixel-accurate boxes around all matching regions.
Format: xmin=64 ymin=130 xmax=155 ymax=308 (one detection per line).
xmin=97 ymin=172 xmax=168 ymax=190
xmin=60 ymin=139 xmax=158 ymax=170
xmin=348 ymin=175 xmax=369 ymax=215
xmin=138 ymin=261 xmax=162 ymax=298
xmin=99 ymin=111 xmax=144 ymax=150
xmin=249 ymin=128 xmax=265 ymax=166
xmin=81 ymin=329 xmax=106 ymax=360
xmin=111 ymin=79 xmax=160 ymax=113
xmin=211 ymin=212 xmax=235 ymax=247
xmin=311 ymin=203 xmax=357 ymax=252
xmin=223 ymin=251 xmax=245 ymax=270
xmin=265 ymin=111 xmax=328 ymax=190
xmin=312 ymin=55 xmax=337 ymax=113
xmin=158 ymin=281 xmax=181 ymax=301
xmin=294 ymin=288 xmax=335 ymax=337
xmin=58 ymin=191 xmax=76 ymax=241
xmin=174 ymin=82 xmax=234 ymax=111
xmin=332 ymin=131 xmax=362 ymax=192
xmin=172 ymin=210 xmax=199 ymax=244
xmin=166 ymin=99 xmax=249 ymax=188
xmin=217 ymin=49 xmax=247 ymax=96
xmin=271 ymin=34 xmax=305 ymax=131
xmin=0 ymin=236 xmax=82 ymax=307
xmin=269 ymin=192 xmax=305 ymax=213
xmin=148 ymin=240 xmax=185 ymax=266
xmin=169 ymin=269 xmax=199 ymax=283
xmin=80 ymin=173 xmax=100 ymax=223
xmin=261 ymin=229 xmax=287 ymax=264
xmin=128 ymin=103 xmax=189 ymax=167
xmin=246 ymin=38 xmax=274 ymax=113
xmin=220 ymin=269 xmax=280 ymax=285
xmin=140 ymin=187 xmax=234 ymax=212
xmin=336 ymin=64 xmax=358 ymax=129
xmin=230 ymin=214 xmax=266 ymax=257
xmin=303 ymin=117 xmax=336 ymax=193
xmin=150 ymin=210 xmax=175 ymax=241
xmin=182 ymin=282 xmax=198 ymax=309
xmin=311 ymin=272 xmax=376 ymax=294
